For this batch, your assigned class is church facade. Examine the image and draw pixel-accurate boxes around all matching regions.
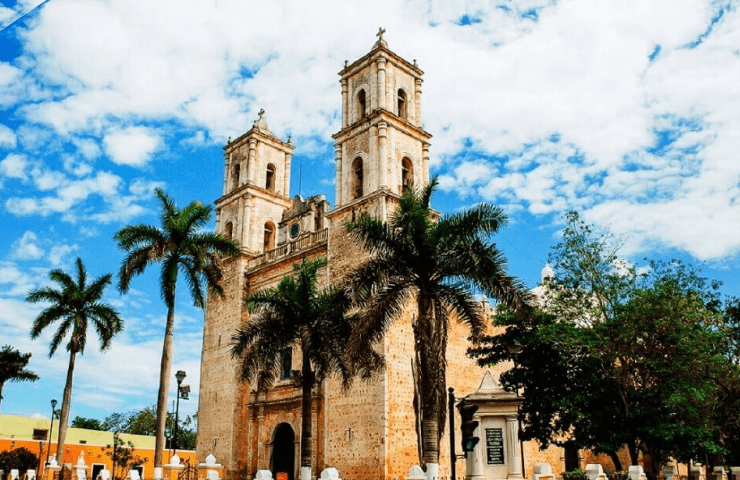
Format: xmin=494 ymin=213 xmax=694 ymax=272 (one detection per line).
xmin=196 ymin=35 xmax=565 ymax=480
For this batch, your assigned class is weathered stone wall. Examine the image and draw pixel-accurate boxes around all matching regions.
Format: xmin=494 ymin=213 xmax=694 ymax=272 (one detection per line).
xmin=197 ymin=254 xmax=249 ymax=476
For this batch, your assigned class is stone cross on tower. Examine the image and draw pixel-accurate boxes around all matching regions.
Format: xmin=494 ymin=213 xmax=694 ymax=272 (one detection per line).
xmin=376 ymin=27 xmax=385 ymax=41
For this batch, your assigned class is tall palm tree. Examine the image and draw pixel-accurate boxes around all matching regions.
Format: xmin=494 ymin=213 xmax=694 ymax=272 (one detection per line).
xmin=0 ymin=345 xmax=39 ymax=410
xmin=345 ymin=177 xmax=531 ymax=468
xmin=27 ymin=258 xmax=123 ymax=465
xmin=231 ymin=257 xmax=382 ymax=480
xmin=114 ymin=188 xmax=239 ymax=470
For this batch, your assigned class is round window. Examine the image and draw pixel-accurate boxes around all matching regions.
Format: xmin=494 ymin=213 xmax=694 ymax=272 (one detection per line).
xmin=290 ymin=223 xmax=300 ymax=238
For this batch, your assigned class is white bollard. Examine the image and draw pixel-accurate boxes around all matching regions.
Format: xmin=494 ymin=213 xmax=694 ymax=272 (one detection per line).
xmin=408 ymin=466 xmax=425 ymax=480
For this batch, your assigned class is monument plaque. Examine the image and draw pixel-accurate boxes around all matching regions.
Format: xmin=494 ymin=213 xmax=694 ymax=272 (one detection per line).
xmin=485 ymin=428 xmax=505 ymax=465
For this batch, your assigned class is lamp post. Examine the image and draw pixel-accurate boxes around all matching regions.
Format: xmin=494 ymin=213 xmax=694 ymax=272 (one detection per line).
xmin=46 ymin=399 xmax=58 ymax=468
xmin=173 ymin=370 xmax=189 ymax=455
xmin=507 ymin=341 xmax=525 ymax=478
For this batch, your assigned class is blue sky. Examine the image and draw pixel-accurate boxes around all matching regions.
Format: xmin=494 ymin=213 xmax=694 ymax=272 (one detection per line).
xmin=1 ymin=0 xmax=739 ymax=424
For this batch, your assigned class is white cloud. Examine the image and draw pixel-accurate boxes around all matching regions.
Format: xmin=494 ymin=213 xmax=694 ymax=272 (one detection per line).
xmin=0 ymin=124 xmax=17 ymax=148
xmin=1 ymin=153 xmax=28 ymax=179
xmin=11 ymin=231 xmax=45 ymax=260
xmin=103 ymin=126 xmax=161 ymax=167
xmin=2 ymin=0 xmax=739 ymax=261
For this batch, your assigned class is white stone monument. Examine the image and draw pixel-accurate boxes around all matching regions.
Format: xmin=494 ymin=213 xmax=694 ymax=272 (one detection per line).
xmin=628 ymin=466 xmax=646 ymax=480
xmin=585 ymin=464 xmax=607 ymax=480
xmin=533 ymin=464 xmax=555 ymax=480
xmin=319 ymin=469 xmax=340 ymax=480
xmin=75 ymin=453 xmax=89 ymax=480
xmin=125 ymin=470 xmax=139 ymax=480
xmin=462 ymin=371 xmax=523 ymax=480
xmin=10 ymin=470 xmax=19 ymax=480
xmin=714 ymin=467 xmax=728 ymax=480
xmin=95 ymin=469 xmax=110 ymax=480
xmin=255 ymin=471 xmax=273 ymax=480
xmin=24 ymin=470 xmax=36 ymax=480
xmin=408 ymin=466 xmax=425 ymax=480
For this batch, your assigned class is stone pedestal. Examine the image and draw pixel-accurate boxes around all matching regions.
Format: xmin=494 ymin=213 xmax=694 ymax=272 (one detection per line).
xmin=74 ymin=453 xmax=89 ymax=480
xmin=163 ymin=454 xmax=185 ymax=480
xmin=198 ymin=454 xmax=223 ymax=480
xmin=45 ymin=459 xmax=60 ymax=480
xmin=463 ymin=372 xmax=523 ymax=480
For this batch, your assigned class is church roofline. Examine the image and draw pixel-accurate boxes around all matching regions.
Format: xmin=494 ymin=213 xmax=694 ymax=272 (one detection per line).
xmin=338 ymin=40 xmax=423 ymax=80
xmin=223 ymin=125 xmax=294 ymax=154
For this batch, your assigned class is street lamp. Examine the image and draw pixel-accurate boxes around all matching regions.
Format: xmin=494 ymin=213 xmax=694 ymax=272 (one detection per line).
xmin=46 ymin=399 xmax=58 ymax=468
xmin=173 ymin=370 xmax=189 ymax=455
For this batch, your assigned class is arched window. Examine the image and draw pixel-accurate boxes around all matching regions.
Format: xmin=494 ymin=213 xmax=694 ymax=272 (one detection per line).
xmin=264 ymin=221 xmax=275 ymax=251
xmin=225 ymin=222 xmax=233 ymax=239
xmin=232 ymin=164 xmax=240 ymax=191
xmin=266 ymin=163 xmax=276 ymax=192
xmin=402 ymin=157 xmax=413 ymax=193
xmin=352 ymin=157 xmax=363 ymax=199
xmin=397 ymin=89 xmax=407 ymax=118
xmin=357 ymin=89 xmax=367 ymax=120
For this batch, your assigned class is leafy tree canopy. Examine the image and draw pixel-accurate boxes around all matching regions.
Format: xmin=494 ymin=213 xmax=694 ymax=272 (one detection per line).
xmin=470 ymin=211 xmax=728 ymax=475
xmin=71 ymin=416 xmax=105 ymax=431
xmin=0 ymin=345 xmax=38 ymax=408
xmin=0 ymin=447 xmax=38 ymax=474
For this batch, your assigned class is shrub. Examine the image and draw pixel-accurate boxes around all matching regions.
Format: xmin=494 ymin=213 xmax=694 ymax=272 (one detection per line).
xmin=608 ymin=471 xmax=629 ymax=480
xmin=0 ymin=448 xmax=39 ymax=474
xmin=563 ymin=470 xmax=590 ymax=480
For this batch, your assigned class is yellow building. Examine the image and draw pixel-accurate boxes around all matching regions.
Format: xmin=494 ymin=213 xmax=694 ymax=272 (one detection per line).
xmin=0 ymin=414 xmax=196 ymax=480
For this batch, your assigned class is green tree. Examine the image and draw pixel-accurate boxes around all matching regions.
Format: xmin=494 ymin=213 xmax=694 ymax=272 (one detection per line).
xmin=0 ymin=447 xmax=39 ymax=474
xmin=114 ymin=189 xmax=239 ymax=469
xmin=71 ymin=416 xmax=105 ymax=430
xmin=231 ymin=257 xmax=381 ymax=480
xmin=27 ymin=257 xmax=123 ymax=465
xmin=0 ymin=345 xmax=39 ymax=409
xmin=105 ymin=434 xmax=147 ymax=480
xmin=345 ymin=178 xmax=530 ymax=467
xmin=470 ymin=212 xmax=724 ymax=475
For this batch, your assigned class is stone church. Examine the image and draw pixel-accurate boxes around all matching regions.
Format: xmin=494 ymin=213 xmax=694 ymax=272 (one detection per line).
xmin=196 ymin=34 xmax=565 ymax=480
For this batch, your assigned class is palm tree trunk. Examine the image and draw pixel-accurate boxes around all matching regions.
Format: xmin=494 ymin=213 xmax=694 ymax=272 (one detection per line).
xmin=300 ymin=348 xmax=313 ymax=480
xmin=56 ymin=350 xmax=76 ymax=465
xmin=154 ymin=302 xmax=176 ymax=469
xmin=416 ymin=296 xmax=445 ymax=467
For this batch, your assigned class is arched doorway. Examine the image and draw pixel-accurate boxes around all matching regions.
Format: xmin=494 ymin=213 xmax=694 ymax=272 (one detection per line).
xmin=271 ymin=423 xmax=296 ymax=480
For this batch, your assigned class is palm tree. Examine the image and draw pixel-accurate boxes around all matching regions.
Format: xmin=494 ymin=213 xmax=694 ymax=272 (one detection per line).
xmin=231 ymin=257 xmax=382 ymax=480
xmin=114 ymin=188 xmax=239 ymax=470
xmin=345 ymin=177 xmax=531 ymax=468
xmin=0 ymin=345 xmax=39 ymax=410
xmin=27 ymin=258 xmax=123 ymax=465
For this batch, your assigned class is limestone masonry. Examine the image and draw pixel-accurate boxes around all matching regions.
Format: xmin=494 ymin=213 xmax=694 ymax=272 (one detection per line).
xmin=196 ymin=35 xmax=567 ymax=480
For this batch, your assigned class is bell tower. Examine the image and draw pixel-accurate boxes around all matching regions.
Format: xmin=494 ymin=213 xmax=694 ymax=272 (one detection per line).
xmin=216 ymin=110 xmax=293 ymax=254
xmin=332 ymin=29 xmax=432 ymax=209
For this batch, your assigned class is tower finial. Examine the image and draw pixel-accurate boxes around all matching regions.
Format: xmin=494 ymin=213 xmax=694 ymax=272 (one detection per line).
xmin=374 ymin=27 xmax=387 ymax=49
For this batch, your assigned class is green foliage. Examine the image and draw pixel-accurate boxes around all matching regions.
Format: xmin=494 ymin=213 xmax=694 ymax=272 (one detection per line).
xmin=0 ymin=447 xmax=39 ymax=474
xmin=100 ymin=406 xmax=197 ymax=450
xmin=345 ymin=177 xmax=529 ymax=466
xmin=562 ymin=470 xmax=589 ymax=480
xmin=114 ymin=189 xmax=239 ymax=467
xmin=232 ymin=256 xmax=379 ymax=470
xmin=105 ymin=434 xmax=147 ymax=480
xmin=71 ymin=416 xmax=105 ymax=430
xmin=608 ymin=472 xmax=629 ymax=480
xmin=470 ymin=211 xmax=727 ymax=472
xmin=0 ymin=345 xmax=38 ymax=408
xmin=27 ymin=257 xmax=123 ymax=464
